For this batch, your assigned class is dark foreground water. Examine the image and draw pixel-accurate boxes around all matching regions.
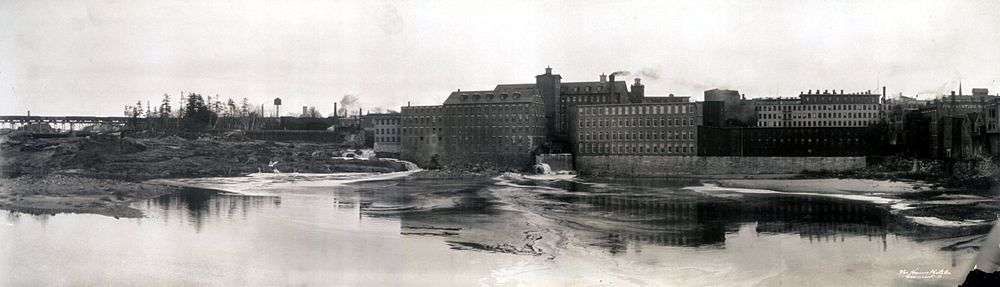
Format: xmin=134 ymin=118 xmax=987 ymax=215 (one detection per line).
xmin=0 ymin=173 xmax=986 ymax=286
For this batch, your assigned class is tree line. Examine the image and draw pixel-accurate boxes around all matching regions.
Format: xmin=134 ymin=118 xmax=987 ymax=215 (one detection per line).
xmin=122 ymin=93 xmax=377 ymax=132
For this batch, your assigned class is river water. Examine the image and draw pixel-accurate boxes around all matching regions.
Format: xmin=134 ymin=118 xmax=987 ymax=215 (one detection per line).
xmin=0 ymin=172 xmax=985 ymax=286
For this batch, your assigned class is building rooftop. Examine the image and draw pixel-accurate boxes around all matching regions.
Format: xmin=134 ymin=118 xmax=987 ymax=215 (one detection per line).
xmin=442 ymin=86 xmax=541 ymax=105
xmin=559 ymin=81 xmax=629 ymax=94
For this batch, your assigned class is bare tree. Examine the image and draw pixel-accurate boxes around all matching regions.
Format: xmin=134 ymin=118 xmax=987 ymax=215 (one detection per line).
xmin=226 ymin=98 xmax=237 ymax=117
xmin=300 ymin=106 xmax=322 ymax=118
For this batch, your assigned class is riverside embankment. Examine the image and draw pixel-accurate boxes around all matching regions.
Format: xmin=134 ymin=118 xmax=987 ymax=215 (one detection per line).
xmin=0 ymin=131 xmax=413 ymax=217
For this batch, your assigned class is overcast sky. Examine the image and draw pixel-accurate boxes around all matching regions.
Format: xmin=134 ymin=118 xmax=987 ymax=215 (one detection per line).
xmin=3 ymin=0 xmax=1000 ymax=116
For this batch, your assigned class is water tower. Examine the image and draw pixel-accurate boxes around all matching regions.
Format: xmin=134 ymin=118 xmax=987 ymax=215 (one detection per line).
xmin=273 ymin=98 xmax=282 ymax=117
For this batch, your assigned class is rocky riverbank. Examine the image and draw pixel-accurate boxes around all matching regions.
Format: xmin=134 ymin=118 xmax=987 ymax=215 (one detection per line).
xmin=0 ymin=132 xmax=413 ymax=217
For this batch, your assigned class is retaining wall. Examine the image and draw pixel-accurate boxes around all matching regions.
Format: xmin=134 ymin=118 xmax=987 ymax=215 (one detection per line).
xmin=576 ymin=155 xmax=865 ymax=177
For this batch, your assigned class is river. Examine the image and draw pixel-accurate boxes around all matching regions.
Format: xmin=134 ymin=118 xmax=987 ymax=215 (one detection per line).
xmin=0 ymin=172 xmax=985 ymax=286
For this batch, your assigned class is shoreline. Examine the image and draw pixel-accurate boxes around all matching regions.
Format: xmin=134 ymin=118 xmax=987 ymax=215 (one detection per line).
xmin=0 ymin=174 xmax=182 ymax=218
xmin=0 ymin=133 xmax=415 ymax=218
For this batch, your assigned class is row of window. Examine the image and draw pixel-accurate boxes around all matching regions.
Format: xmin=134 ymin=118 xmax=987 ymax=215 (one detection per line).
xmin=444 ymin=127 xmax=544 ymax=136
xmin=403 ymin=116 xmax=441 ymax=125
xmin=757 ymin=120 xmax=877 ymax=127
xmin=402 ymin=126 xmax=544 ymax=136
xmin=579 ymin=104 xmax=693 ymax=116
xmin=440 ymin=115 xmax=543 ymax=125
xmin=749 ymin=137 xmax=862 ymax=143
xmin=375 ymin=136 xmax=399 ymax=143
xmin=578 ymin=142 xmax=695 ymax=155
xmin=459 ymin=93 xmax=523 ymax=101
xmin=375 ymin=128 xmax=398 ymax=135
xmin=560 ymin=94 xmax=620 ymax=104
xmin=800 ymin=96 xmax=880 ymax=104
xmin=756 ymin=104 xmax=881 ymax=112
xmin=442 ymin=135 xmax=538 ymax=145
xmin=757 ymin=112 xmax=880 ymax=120
xmin=563 ymin=85 xmax=606 ymax=93
xmin=403 ymin=135 xmax=539 ymax=144
xmin=579 ymin=130 xmax=695 ymax=141
xmin=447 ymin=104 xmax=539 ymax=114
xmin=374 ymin=118 xmax=399 ymax=125
xmin=399 ymin=107 xmax=443 ymax=115
xmin=579 ymin=117 xmax=695 ymax=128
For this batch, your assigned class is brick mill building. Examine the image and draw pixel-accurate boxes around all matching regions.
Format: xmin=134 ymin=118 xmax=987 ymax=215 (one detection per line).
xmin=572 ymin=101 xmax=703 ymax=156
xmin=398 ymin=66 xmax=1000 ymax=172
xmin=367 ymin=113 xmax=402 ymax=157
xmin=400 ymin=85 xmax=546 ymax=169
xmin=754 ymin=90 xmax=884 ymax=128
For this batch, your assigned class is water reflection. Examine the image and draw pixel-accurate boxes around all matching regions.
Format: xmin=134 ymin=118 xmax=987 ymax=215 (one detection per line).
xmin=140 ymin=188 xmax=282 ymax=232
xmin=0 ymin=176 xmax=981 ymax=286
xmin=133 ymin=179 xmax=945 ymax=256
xmin=548 ymin=192 xmax=894 ymax=252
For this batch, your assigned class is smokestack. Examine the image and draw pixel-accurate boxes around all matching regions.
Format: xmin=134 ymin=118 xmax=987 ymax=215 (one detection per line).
xmin=334 ymin=103 xmax=338 ymax=117
xmin=634 ymin=78 xmax=641 ymax=85
xmin=600 ymin=74 xmax=607 ymax=82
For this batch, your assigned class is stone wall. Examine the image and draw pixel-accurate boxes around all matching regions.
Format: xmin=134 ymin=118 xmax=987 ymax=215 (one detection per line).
xmin=576 ymin=155 xmax=865 ymax=177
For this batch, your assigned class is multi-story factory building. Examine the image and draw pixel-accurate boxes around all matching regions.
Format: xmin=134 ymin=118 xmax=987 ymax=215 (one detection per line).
xmin=368 ymin=113 xmax=401 ymax=157
xmin=754 ymin=90 xmax=883 ymax=128
xmin=573 ymin=101 xmax=702 ymax=156
xmin=400 ymin=105 xmax=444 ymax=167
xmin=437 ymin=86 xmax=547 ymax=169
xmin=400 ymin=67 xmax=650 ymax=170
xmin=536 ymin=68 xmax=645 ymax=152
xmin=400 ymin=84 xmax=546 ymax=169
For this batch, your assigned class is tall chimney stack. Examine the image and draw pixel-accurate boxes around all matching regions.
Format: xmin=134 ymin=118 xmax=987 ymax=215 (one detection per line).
xmin=882 ymin=86 xmax=886 ymax=103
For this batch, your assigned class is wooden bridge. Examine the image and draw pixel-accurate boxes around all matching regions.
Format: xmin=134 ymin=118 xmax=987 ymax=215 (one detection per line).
xmin=0 ymin=116 xmax=133 ymax=131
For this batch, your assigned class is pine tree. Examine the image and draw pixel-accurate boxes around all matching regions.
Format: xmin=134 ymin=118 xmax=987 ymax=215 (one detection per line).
xmin=159 ymin=94 xmax=172 ymax=118
xmin=181 ymin=93 xmax=217 ymax=131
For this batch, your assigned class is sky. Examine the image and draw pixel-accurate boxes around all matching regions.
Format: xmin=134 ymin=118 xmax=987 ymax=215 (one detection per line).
xmin=3 ymin=0 xmax=1000 ymax=116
